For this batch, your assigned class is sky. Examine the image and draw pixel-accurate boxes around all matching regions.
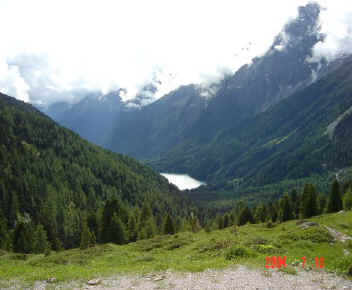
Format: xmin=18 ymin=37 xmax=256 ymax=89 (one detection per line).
xmin=0 ymin=0 xmax=351 ymax=106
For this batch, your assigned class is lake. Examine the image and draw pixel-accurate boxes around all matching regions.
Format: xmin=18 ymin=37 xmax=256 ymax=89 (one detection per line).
xmin=160 ymin=173 xmax=205 ymax=190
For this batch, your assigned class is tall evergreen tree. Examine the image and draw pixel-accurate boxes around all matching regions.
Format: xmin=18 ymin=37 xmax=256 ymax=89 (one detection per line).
xmin=327 ymin=180 xmax=343 ymax=213
xmin=127 ymin=214 xmax=138 ymax=242
xmin=101 ymin=198 xmax=128 ymax=243
xmin=223 ymin=213 xmax=231 ymax=228
xmin=32 ymin=224 xmax=50 ymax=253
xmin=343 ymin=188 xmax=352 ymax=210
xmin=163 ymin=214 xmax=176 ymax=235
xmin=80 ymin=218 xmax=92 ymax=250
xmin=110 ymin=213 xmax=127 ymax=244
xmin=238 ymin=206 xmax=253 ymax=226
xmin=290 ymin=189 xmax=298 ymax=218
xmin=0 ymin=216 xmax=11 ymax=250
xmin=317 ymin=194 xmax=327 ymax=214
xmin=280 ymin=194 xmax=293 ymax=222
xmin=13 ymin=221 xmax=33 ymax=253
xmin=301 ymin=184 xmax=318 ymax=218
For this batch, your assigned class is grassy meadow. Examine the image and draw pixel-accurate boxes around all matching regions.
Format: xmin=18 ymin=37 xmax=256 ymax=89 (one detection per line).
xmin=1 ymin=211 xmax=352 ymax=287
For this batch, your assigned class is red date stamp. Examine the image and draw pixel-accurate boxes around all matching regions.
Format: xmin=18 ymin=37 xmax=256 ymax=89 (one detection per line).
xmin=265 ymin=256 xmax=324 ymax=269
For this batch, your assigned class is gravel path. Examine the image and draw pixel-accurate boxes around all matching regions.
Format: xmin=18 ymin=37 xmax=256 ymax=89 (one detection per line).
xmin=10 ymin=265 xmax=352 ymax=290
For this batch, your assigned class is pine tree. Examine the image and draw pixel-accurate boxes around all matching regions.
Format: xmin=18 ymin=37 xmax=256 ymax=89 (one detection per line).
xmin=87 ymin=212 xmax=98 ymax=240
xmin=280 ymin=194 xmax=293 ymax=222
xmin=101 ymin=198 xmax=128 ymax=243
xmin=238 ymin=207 xmax=253 ymax=226
xmin=290 ymin=189 xmax=298 ymax=218
xmin=223 ymin=213 xmax=230 ymax=228
xmin=13 ymin=221 xmax=33 ymax=253
xmin=143 ymin=218 xmax=157 ymax=239
xmin=189 ymin=213 xmax=201 ymax=233
xmin=0 ymin=216 xmax=11 ymax=250
xmin=128 ymin=214 xmax=138 ymax=242
xmin=216 ymin=215 xmax=224 ymax=229
xmin=139 ymin=202 xmax=153 ymax=231
xmin=327 ymin=180 xmax=343 ymax=213
xmin=301 ymin=184 xmax=318 ymax=218
xmin=343 ymin=189 xmax=352 ymax=210
xmin=110 ymin=213 xmax=127 ymax=244
xmin=80 ymin=218 xmax=92 ymax=250
xmin=33 ymin=224 xmax=50 ymax=253
xmin=163 ymin=214 xmax=176 ymax=235
xmin=317 ymin=195 xmax=327 ymax=214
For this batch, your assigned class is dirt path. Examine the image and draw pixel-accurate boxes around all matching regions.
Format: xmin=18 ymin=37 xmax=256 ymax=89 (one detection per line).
xmin=8 ymin=265 xmax=351 ymax=290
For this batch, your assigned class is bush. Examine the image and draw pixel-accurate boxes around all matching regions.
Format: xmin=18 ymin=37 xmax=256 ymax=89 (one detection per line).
xmin=225 ymin=246 xmax=252 ymax=260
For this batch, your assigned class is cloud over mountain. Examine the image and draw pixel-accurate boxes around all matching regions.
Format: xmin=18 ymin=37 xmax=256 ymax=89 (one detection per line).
xmin=0 ymin=1 xmax=351 ymax=106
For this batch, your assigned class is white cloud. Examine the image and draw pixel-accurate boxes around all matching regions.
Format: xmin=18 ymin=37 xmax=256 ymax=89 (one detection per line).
xmin=1 ymin=0 xmax=350 ymax=105
xmin=311 ymin=1 xmax=352 ymax=62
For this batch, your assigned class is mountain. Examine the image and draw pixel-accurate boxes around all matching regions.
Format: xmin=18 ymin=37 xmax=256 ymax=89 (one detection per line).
xmin=0 ymin=92 xmax=196 ymax=249
xmin=42 ymin=3 xmax=352 ymax=201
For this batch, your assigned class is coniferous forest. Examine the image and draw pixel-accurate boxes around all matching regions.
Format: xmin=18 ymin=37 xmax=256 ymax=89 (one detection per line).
xmin=0 ymin=89 xmax=351 ymax=254
xmin=0 ymin=93 xmax=199 ymax=253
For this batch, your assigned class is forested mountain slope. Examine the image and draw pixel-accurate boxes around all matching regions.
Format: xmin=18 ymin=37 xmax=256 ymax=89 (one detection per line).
xmin=154 ymin=56 xmax=352 ymax=188
xmin=0 ymin=93 xmax=196 ymax=250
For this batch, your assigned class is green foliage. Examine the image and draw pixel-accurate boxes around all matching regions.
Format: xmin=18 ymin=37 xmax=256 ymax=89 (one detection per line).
xmin=163 ymin=214 xmax=176 ymax=235
xmin=0 ymin=217 xmax=11 ymax=251
xmin=0 ymin=93 xmax=196 ymax=251
xmin=13 ymin=221 xmax=33 ymax=253
xmin=343 ymin=189 xmax=352 ymax=210
xmin=225 ymin=246 xmax=252 ymax=260
xmin=32 ymin=224 xmax=50 ymax=254
xmin=327 ymin=180 xmax=343 ymax=213
xmin=80 ymin=218 xmax=93 ymax=250
xmin=280 ymin=194 xmax=293 ymax=222
xmin=110 ymin=214 xmax=127 ymax=245
xmin=238 ymin=207 xmax=253 ymax=226
xmin=127 ymin=214 xmax=138 ymax=242
xmin=301 ymin=184 xmax=318 ymax=218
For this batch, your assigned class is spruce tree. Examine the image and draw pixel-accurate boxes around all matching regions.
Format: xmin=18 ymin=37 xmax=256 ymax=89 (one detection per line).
xmin=143 ymin=218 xmax=157 ymax=239
xmin=327 ymin=180 xmax=343 ymax=213
xmin=13 ymin=221 xmax=33 ymax=253
xmin=163 ymin=214 xmax=176 ymax=235
xmin=223 ymin=213 xmax=230 ymax=228
xmin=238 ymin=207 xmax=253 ymax=226
xmin=317 ymin=195 xmax=327 ymax=214
xmin=290 ymin=189 xmax=298 ymax=218
xmin=33 ymin=224 xmax=50 ymax=253
xmin=110 ymin=213 xmax=127 ymax=244
xmin=0 ymin=217 xmax=11 ymax=250
xmin=189 ymin=213 xmax=201 ymax=233
xmin=280 ymin=194 xmax=293 ymax=222
xmin=128 ymin=214 xmax=138 ymax=242
xmin=217 ymin=215 xmax=224 ymax=229
xmin=80 ymin=218 xmax=92 ymax=250
xmin=343 ymin=189 xmax=352 ymax=210
xmin=101 ymin=198 xmax=128 ymax=243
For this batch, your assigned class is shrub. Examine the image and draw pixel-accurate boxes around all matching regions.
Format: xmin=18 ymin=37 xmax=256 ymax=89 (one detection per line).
xmin=225 ymin=246 xmax=252 ymax=260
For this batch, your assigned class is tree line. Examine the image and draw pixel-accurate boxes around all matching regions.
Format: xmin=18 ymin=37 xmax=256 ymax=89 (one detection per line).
xmin=1 ymin=179 xmax=350 ymax=253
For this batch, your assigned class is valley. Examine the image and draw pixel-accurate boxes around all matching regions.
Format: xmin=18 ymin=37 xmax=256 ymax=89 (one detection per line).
xmin=1 ymin=1 xmax=352 ymax=289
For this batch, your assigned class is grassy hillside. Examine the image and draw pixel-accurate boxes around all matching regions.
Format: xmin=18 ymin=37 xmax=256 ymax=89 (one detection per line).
xmin=1 ymin=211 xmax=352 ymax=286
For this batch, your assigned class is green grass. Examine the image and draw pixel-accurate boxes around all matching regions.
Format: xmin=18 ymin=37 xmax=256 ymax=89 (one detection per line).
xmin=1 ymin=212 xmax=352 ymax=286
